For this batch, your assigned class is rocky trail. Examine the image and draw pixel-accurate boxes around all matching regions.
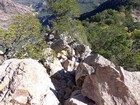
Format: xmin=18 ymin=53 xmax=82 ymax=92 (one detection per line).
xmin=0 ymin=35 xmax=140 ymax=105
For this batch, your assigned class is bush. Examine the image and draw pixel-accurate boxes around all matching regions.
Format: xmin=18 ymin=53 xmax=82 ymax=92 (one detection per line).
xmin=0 ymin=14 xmax=46 ymax=59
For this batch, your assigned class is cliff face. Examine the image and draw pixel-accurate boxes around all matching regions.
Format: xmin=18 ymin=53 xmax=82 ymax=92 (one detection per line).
xmin=0 ymin=0 xmax=32 ymax=28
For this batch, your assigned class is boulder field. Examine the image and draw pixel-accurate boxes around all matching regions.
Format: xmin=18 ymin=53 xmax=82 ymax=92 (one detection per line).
xmin=0 ymin=53 xmax=140 ymax=105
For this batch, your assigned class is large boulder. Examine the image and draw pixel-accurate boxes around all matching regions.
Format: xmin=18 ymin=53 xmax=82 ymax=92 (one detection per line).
xmin=0 ymin=59 xmax=59 ymax=105
xmin=76 ymin=62 xmax=95 ymax=87
xmin=76 ymin=54 xmax=140 ymax=105
xmin=65 ymin=90 xmax=95 ymax=105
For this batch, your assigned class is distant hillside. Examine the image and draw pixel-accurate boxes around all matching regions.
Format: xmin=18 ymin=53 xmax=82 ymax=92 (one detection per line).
xmin=13 ymin=0 xmax=44 ymax=6
xmin=78 ymin=0 xmax=107 ymax=13
xmin=0 ymin=0 xmax=32 ymax=28
xmin=13 ymin=0 xmax=107 ymax=14
xmin=79 ymin=0 xmax=140 ymax=20
xmin=81 ymin=0 xmax=140 ymax=71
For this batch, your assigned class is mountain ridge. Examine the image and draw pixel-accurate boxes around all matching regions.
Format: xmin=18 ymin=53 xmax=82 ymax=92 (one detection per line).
xmin=79 ymin=0 xmax=129 ymax=20
xmin=0 ymin=0 xmax=32 ymax=28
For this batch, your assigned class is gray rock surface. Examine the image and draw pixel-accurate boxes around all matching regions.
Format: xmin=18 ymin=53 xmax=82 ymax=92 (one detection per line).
xmin=75 ymin=54 xmax=140 ymax=105
xmin=0 ymin=59 xmax=59 ymax=105
xmin=74 ymin=44 xmax=91 ymax=60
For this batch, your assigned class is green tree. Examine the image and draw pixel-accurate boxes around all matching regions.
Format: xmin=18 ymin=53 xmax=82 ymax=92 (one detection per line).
xmin=0 ymin=14 xmax=46 ymax=59
xmin=47 ymin=0 xmax=88 ymax=44
xmin=83 ymin=9 xmax=140 ymax=71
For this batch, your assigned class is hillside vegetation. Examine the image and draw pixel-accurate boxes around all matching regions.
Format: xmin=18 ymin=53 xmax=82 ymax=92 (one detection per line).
xmin=82 ymin=0 xmax=140 ymax=71
xmin=0 ymin=0 xmax=139 ymax=71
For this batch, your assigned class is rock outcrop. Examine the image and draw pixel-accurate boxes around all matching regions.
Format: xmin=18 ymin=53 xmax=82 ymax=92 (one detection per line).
xmin=0 ymin=59 xmax=59 ymax=105
xmin=45 ymin=34 xmax=140 ymax=105
xmin=76 ymin=54 xmax=140 ymax=105
xmin=0 ymin=37 xmax=140 ymax=105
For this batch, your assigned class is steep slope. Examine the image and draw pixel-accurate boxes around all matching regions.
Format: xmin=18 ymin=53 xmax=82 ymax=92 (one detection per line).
xmin=0 ymin=0 xmax=32 ymax=28
xmin=79 ymin=0 xmax=129 ymax=20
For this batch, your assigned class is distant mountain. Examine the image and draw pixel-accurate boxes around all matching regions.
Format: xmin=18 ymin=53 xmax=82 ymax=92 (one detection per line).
xmin=0 ymin=0 xmax=32 ymax=28
xmin=13 ymin=0 xmax=45 ymax=6
xmin=79 ymin=0 xmax=140 ymax=20
xmin=0 ymin=0 xmax=32 ymax=14
xmin=13 ymin=0 xmax=107 ymax=14
xmin=79 ymin=0 xmax=129 ymax=20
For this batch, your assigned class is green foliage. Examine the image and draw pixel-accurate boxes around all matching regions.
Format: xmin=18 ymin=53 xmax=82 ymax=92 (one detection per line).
xmin=131 ymin=30 xmax=140 ymax=53
xmin=88 ymin=24 xmax=131 ymax=65
xmin=83 ymin=9 xmax=140 ymax=71
xmin=0 ymin=14 xmax=46 ymax=59
xmin=47 ymin=0 xmax=88 ymax=44
xmin=48 ymin=0 xmax=80 ymax=18
xmin=47 ymin=0 xmax=80 ymax=35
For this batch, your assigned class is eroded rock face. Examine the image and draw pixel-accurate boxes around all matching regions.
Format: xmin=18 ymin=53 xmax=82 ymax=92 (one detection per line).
xmin=0 ymin=59 xmax=59 ymax=105
xmin=76 ymin=54 xmax=140 ymax=105
xmin=76 ymin=62 xmax=95 ymax=87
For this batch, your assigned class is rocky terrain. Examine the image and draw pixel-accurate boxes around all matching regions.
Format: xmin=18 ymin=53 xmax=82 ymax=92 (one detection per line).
xmin=0 ymin=0 xmax=32 ymax=28
xmin=0 ymin=35 xmax=140 ymax=105
xmin=0 ymin=0 xmax=139 ymax=105
xmin=131 ymin=9 xmax=140 ymax=22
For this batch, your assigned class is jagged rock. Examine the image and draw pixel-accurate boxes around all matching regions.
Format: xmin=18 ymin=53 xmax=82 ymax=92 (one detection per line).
xmin=61 ymin=57 xmax=78 ymax=71
xmin=49 ymin=58 xmax=64 ymax=76
xmin=0 ymin=59 xmax=60 ymax=105
xmin=84 ymin=54 xmax=115 ymax=67
xmin=65 ymin=45 xmax=75 ymax=60
xmin=76 ymin=54 xmax=140 ymax=105
xmin=74 ymin=44 xmax=91 ymax=60
xmin=74 ymin=44 xmax=85 ymax=56
xmin=65 ymin=90 xmax=95 ymax=105
xmin=51 ymin=39 xmax=68 ymax=53
xmin=75 ymin=62 xmax=95 ymax=87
